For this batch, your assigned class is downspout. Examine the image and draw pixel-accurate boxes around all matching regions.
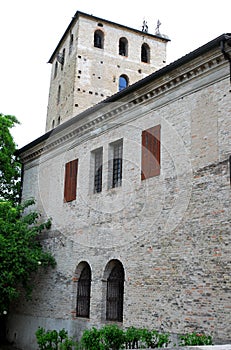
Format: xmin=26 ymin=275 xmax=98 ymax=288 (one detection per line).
xmin=220 ymin=34 xmax=231 ymax=84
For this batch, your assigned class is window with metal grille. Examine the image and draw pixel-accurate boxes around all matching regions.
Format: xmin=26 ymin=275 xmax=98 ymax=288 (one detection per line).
xmin=76 ymin=264 xmax=91 ymax=318
xmin=94 ymin=148 xmax=103 ymax=193
xmin=106 ymin=263 xmax=124 ymax=322
xmin=110 ymin=140 xmax=123 ymax=188
xmin=141 ymin=124 xmax=161 ymax=180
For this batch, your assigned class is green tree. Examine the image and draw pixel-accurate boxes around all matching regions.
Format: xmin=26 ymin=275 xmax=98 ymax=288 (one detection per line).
xmin=0 ymin=199 xmax=56 ymax=314
xmin=0 ymin=113 xmax=21 ymax=203
xmin=0 ymin=113 xmax=56 ymax=317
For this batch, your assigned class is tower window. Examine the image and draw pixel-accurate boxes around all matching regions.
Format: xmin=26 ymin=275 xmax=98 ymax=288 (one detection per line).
xmin=57 ymin=85 xmax=61 ymax=104
xmin=61 ymin=48 xmax=65 ymax=70
xmin=119 ymin=75 xmax=128 ymax=91
xmin=141 ymin=43 xmax=150 ymax=63
xmin=54 ymin=61 xmax=58 ymax=79
xmin=94 ymin=30 xmax=104 ymax=49
xmin=119 ymin=37 xmax=128 ymax=56
xmin=69 ymin=34 xmax=74 ymax=55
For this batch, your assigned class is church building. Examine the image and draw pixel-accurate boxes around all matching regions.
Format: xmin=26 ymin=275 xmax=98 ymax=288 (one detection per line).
xmin=8 ymin=10 xmax=231 ymax=350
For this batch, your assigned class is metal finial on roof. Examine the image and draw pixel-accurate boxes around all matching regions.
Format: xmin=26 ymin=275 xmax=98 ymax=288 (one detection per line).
xmin=142 ymin=20 xmax=148 ymax=33
xmin=155 ymin=19 xmax=161 ymax=35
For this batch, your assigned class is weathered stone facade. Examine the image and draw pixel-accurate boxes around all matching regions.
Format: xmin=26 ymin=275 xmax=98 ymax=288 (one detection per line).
xmin=8 ymin=18 xmax=231 ymax=350
xmin=46 ymin=11 xmax=169 ymax=131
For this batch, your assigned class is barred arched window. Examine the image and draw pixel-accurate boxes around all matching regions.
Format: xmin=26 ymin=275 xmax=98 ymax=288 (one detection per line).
xmin=76 ymin=263 xmax=91 ymax=318
xmin=94 ymin=30 xmax=104 ymax=49
xmin=106 ymin=261 xmax=124 ymax=322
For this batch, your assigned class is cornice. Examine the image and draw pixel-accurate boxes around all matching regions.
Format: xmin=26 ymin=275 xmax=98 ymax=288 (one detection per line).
xmin=20 ymin=49 xmax=229 ymax=166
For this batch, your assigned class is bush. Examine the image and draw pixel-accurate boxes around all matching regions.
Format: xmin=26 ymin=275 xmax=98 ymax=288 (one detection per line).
xmin=35 ymin=327 xmax=78 ymax=350
xmin=179 ymin=332 xmax=213 ymax=346
xmin=81 ymin=325 xmax=169 ymax=350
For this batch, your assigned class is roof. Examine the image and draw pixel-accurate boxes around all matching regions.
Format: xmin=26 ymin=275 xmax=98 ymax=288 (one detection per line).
xmin=48 ymin=10 xmax=170 ymax=63
xmin=17 ymin=33 xmax=231 ymax=156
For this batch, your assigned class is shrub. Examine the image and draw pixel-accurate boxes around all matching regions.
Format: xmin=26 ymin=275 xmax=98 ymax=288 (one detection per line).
xmin=80 ymin=327 xmax=103 ymax=350
xmin=35 ymin=327 xmax=78 ymax=350
xmin=179 ymin=332 xmax=213 ymax=346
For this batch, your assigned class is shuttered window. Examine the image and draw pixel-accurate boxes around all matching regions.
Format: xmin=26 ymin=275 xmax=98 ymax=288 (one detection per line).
xmin=76 ymin=265 xmax=91 ymax=318
xmin=64 ymin=159 xmax=78 ymax=202
xmin=106 ymin=263 xmax=124 ymax=322
xmin=141 ymin=124 xmax=160 ymax=180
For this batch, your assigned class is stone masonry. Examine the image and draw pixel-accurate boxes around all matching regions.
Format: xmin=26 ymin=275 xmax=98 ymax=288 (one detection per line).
xmin=46 ymin=11 xmax=169 ymax=131
xmin=8 ymin=21 xmax=231 ymax=350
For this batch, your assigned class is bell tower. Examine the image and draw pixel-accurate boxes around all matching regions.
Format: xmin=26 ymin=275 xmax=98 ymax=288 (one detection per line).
xmin=46 ymin=11 xmax=170 ymax=131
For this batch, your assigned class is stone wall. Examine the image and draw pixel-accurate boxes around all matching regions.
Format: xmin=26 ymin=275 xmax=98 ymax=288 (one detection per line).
xmin=46 ymin=12 xmax=168 ymax=131
xmin=9 ymin=39 xmax=231 ymax=349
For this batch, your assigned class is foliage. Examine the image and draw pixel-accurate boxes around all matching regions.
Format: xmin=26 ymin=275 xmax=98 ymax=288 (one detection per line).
xmin=100 ymin=325 xmax=125 ymax=350
xmin=81 ymin=325 xmax=169 ymax=350
xmin=80 ymin=327 xmax=102 ymax=350
xmin=179 ymin=332 xmax=213 ymax=346
xmin=0 ymin=199 xmax=56 ymax=314
xmin=0 ymin=113 xmax=21 ymax=203
xmin=36 ymin=327 xmax=78 ymax=350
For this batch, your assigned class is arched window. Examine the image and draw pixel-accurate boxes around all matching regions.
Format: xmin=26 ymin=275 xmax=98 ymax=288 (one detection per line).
xmin=54 ymin=61 xmax=58 ymax=79
xmin=51 ymin=120 xmax=55 ymax=129
xmin=106 ymin=260 xmax=124 ymax=322
xmin=119 ymin=37 xmax=128 ymax=56
xmin=94 ymin=30 xmax=104 ymax=49
xmin=57 ymin=116 xmax=61 ymax=126
xmin=76 ymin=263 xmax=91 ymax=318
xmin=141 ymin=43 xmax=150 ymax=63
xmin=119 ymin=75 xmax=128 ymax=91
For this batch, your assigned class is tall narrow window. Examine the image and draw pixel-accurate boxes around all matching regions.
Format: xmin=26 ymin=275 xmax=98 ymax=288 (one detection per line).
xmin=106 ymin=261 xmax=124 ymax=322
xmin=141 ymin=124 xmax=161 ymax=180
xmin=119 ymin=37 xmax=128 ymax=56
xmin=94 ymin=148 xmax=103 ymax=193
xmin=141 ymin=43 xmax=150 ymax=63
xmin=61 ymin=48 xmax=65 ymax=70
xmin=69 ymin=34 xmax=74 ymax=55
xmin=64 ymin=159 xmax=78 ymax=202
xmin=109 ymin=140 xmax=123 ymax=188
xmin=119 ymin=75 xmax=128 ymax=92
xmin=54 ymin=61 xmax=58 ymax=79
xmin=57 ymin=85 xmax=61 ymax=105
xmin=94 ymin=30 xmax=104 ymax=49
xmin=76 ymin=264 xmax=91 ymax=318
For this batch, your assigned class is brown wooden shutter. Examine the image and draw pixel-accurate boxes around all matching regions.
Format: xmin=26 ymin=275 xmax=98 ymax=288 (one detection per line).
xmin=141 ymin=124 xmax=160 ymax=180
xmin=64 ymin=159 xmax=78 ymax=202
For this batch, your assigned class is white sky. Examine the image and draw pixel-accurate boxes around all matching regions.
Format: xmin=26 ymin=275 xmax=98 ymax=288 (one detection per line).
xmin=0 ymin=0 xmax=230 ymax=149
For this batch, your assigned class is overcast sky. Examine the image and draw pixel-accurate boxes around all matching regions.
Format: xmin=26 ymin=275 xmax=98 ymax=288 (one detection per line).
xmin=0 ymin=0 xmax=230 ymax=148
